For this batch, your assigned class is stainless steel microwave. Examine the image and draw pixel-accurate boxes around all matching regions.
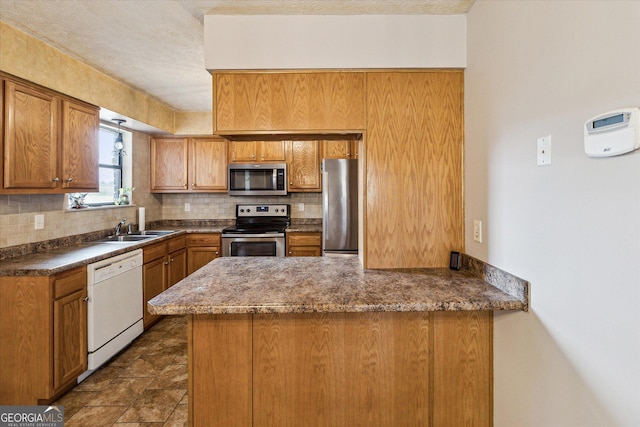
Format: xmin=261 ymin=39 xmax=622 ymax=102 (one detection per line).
xmin=228 ymin=163 xmax=287 ymax=196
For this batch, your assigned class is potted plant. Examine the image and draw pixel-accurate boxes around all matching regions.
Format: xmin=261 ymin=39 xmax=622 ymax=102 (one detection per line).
xmin=69 ymin=193 xmax=88 ymax=209
xmin=116 ymin=187 xmax=135 ymax=205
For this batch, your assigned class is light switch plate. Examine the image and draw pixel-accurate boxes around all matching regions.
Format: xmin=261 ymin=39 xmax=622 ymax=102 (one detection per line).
xmin=473 ymin=220 xmax=482 ymax=243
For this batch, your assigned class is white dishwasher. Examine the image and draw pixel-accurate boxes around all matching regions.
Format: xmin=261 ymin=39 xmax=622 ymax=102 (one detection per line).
xmin=82 ymin=249 xmax=144 ymax=380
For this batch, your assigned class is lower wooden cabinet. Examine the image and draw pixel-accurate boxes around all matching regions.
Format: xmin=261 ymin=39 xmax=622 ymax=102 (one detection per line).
xmin=142 ymin=236 xmax=186 ymax=328
xmin=187 ymin=233 xmax=221 ymax=275
xmin=53 ymin=269 xmax=88 ymax=391
xmin=0 ymin=266 xmax=88 ymax=404
xmin=286 ymin=232 xmax=322 ymax=257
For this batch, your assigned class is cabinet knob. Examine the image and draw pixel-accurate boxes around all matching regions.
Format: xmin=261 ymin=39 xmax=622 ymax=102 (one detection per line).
xmin=83 ymin=297 xmax=89 ymax=302
xmin=164 ymin=261 xmax=169 ymax=265
xmin=170 ymin=258 xmax=175 ymax=262
xmin=183 ymin=183 xmax=187 ymax=188
xmin=65 ymin=177 xmax=73 ymax=183
xmin=51 ymin=177 xmax=60 ymax=182
xmin=215 ymin=251 xmax=219 ymax=255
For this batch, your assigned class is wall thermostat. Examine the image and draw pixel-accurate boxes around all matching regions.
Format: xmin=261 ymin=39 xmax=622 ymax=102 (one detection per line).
xmin=584 ymin=107 xmax=640 ymax=157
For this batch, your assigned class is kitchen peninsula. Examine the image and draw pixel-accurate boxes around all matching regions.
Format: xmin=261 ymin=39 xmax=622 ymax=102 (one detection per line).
xmin=149 ymin=256 xmax=528 ymax=427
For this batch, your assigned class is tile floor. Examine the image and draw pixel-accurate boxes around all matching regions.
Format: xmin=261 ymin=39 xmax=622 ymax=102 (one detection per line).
xmin=54 ymin=315 xmax=188 ymax=426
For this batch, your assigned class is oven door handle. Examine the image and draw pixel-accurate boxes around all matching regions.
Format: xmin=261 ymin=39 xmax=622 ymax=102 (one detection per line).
xmin=222 ymin=233 xmax=285 ymax=238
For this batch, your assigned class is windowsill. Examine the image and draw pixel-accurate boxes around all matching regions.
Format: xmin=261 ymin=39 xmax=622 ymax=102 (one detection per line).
xmin=65 ymin=204 xmax=136 ymax=213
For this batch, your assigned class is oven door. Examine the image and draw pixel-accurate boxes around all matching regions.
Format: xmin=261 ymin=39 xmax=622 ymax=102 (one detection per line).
xmin=222 ymin=234 xmax=285 ymax=257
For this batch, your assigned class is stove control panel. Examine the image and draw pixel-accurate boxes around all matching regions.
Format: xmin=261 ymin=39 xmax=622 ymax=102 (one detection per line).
xmin=236 ymin=204 xmax=290 ymax=217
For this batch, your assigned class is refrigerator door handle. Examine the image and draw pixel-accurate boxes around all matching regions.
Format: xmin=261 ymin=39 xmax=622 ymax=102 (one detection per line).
xmin=322 ymin=170 xmax=328 ymax=251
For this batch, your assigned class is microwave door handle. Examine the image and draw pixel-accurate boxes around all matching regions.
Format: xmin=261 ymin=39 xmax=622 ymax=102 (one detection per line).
xmin=272 ymin=168 xmax=277 ymax=190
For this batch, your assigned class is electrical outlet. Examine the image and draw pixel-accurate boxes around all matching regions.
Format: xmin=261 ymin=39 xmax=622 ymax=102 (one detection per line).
xmin=473 ymin=220 xmax=482 ymax=243
xmin=184 ymin=203 xmax=190 ymax=212
xmin=298 ymin=203 xmax=304 ymax=212
xmin=35 ymin=214 xmax=45 ymax=230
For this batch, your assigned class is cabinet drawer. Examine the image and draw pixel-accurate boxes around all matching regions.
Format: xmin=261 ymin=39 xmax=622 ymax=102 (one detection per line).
xmin=287 ymin=233 xmax=321 ymax=246
xmin=167 ymin=236 xmax=186 ymax=253
xmin=53 ymin=266 xmax=86 ymax=299
xmin=187 ymin=233 xmax=221 ymax=247
xmin=143 ymin=242 xmax=167 ymax=263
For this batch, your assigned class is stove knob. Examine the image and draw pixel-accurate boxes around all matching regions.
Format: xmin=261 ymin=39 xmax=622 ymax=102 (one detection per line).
xmin=240 ymin=209 xmax=244 ymax=213
xmin=275 ymin=209 xmax=279 ymax=212
xmin=247 ymin=208 xmax=251 ymax=212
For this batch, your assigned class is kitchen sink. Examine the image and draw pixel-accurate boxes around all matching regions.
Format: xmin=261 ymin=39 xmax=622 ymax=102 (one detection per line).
xmin=129 ymin=230 xmax=177 ymax=236
xmin=96 ymin=234 xmax=157 ymax=243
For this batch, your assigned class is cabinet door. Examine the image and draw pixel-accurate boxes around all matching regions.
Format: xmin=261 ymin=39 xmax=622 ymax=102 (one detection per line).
xmin=167 ymin=248 xmax=187 ymax=287
xmin=60 ymin=100 xmax=99 ymax=190
xmin=151 ymin=138 xmax=188 ymax=191
xmin=143 ymin=256 xmax=167 ymax=328
xmin=287 ymin=140 xmax=321 ymax=192
xmin=229 ymin=141 xmax=257 ymax=162
xmin=187 ymin=247 xmax=221 ymax=275
xmin=190 ymin=138 xmax=227 ymax=191
xmin=286 ymin=233 xmax=322 ymax=257
xmin=322 ymin=140 xmax=354 ymax=159
xmin=3 ymin=81 xmax=59 ymax=189
xmin=260 ymin=141 xmax=286 ymax=162
xmin=53 ymin=288 xmax=87 ymax=391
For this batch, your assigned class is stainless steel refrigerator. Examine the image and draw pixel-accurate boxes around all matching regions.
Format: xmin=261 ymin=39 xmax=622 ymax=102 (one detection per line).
xmin=322 ymin=159 xmax=358 ymax=256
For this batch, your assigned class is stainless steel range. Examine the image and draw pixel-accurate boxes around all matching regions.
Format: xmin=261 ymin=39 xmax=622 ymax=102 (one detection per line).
xmin=222 ymin=204 xmax=290 ymax=257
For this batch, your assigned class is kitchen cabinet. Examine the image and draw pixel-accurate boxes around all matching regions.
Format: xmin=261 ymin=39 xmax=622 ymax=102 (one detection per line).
xmin=286 ymin=232 xmax=322 ymax=257
xmin=52 ymin=268 xmax=88 ymax=392
xmin=365 ymin=71 xmax=464 ymax=268
xmin=187 ymin=233 xmax=221 ymax=275
xmin=0 ymin=266 xmax=88 ymax=404
xmin=142 ymin=236 xmax=186 ymax=328
xmin=322 ymin=138 xmax=359 ymax=160
xmin=228 ymin=140 xmax=286 ymax=163
xmin=286 ymin=140 xmax=321 ymax=192
xmin=1 ymin=75 xmax=99 ymax=194
xmin=151 ymin=137 xmax=227 ymax=193
xmin=213 ymin=71 xmax=366 ymax=134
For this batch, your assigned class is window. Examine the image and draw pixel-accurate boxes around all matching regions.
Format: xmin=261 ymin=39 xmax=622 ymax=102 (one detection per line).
xmin=68 ymin=124 xmax=131 ymax=208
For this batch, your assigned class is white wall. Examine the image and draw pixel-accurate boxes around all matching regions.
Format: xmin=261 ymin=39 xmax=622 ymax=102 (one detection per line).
xmin=466 ymin=1 xmax=640 ymax=425
xmin=204 ymin=15 xmax=466 ymax=69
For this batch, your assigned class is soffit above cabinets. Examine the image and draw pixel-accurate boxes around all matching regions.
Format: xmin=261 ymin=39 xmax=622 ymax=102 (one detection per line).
xmin=0 ymin=0 xmax=474 ymax=113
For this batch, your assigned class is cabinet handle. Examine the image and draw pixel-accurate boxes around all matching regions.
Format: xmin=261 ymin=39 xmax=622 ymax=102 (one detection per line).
xmin=170 ymin=258 xmax=174 ymax=262
xmin=164 ymin=261 xmax=169 ymax=265
xmin=183 ymin=183 xmax=187 ymax=188
xmin=65 ymin=177 xmax=73 ymax=183
xmin=215 ymin=251 xmax=219 ymax=255
xmin=252 ymin=154 xmax=256 ymax=158
xmin=51 ymin=177 xmax=60 ymax=182
xmin=83 ymin=297 xmax=89 ymax=302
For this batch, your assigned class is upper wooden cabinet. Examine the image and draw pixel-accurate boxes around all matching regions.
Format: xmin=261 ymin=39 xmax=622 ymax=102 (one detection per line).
xmin=228 ymin=140 xmax=286 ymax=163
xmin=322 ymin=138 xmax=359 ymax=160
xmin=151 ymin=137 xmax=228 ymax=193
xmin=213 ymin=72 xmax=366 ymax=134
xmin=60 ymin=100 xmax=100 ymax=190
xmin=1 ymin=76 xmax=99 ymax=193
xmin=286 ymin=140 xmax=321 ymax=192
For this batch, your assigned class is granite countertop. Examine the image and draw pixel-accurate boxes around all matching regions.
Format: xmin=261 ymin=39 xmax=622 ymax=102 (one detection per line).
xmin=148 ymin=256 xmax=528 ymax=315
xmin=0 ymin=226 xmax=230 ymax=276
xmin=0 ymin=231 xmax=189 ymax=276
xmin=286 ymin=224 xmax=323 ymax=233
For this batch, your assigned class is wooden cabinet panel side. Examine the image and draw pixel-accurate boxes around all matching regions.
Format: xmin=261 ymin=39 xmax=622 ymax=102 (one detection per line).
xmin=191 ymin=314 xmax=252 ymax=427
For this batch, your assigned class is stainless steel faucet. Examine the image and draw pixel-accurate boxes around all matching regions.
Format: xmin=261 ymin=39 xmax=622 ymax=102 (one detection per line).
xmin=115 ymin=218 xmax=127 ymax=235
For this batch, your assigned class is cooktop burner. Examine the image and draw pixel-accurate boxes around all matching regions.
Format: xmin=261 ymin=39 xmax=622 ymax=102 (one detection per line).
xmin=222 ymin=204 xmax=290 ymax=235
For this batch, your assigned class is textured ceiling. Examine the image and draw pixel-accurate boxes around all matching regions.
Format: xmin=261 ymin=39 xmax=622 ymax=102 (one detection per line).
xmin=0 ymin=0 xmax=475 ymax=113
